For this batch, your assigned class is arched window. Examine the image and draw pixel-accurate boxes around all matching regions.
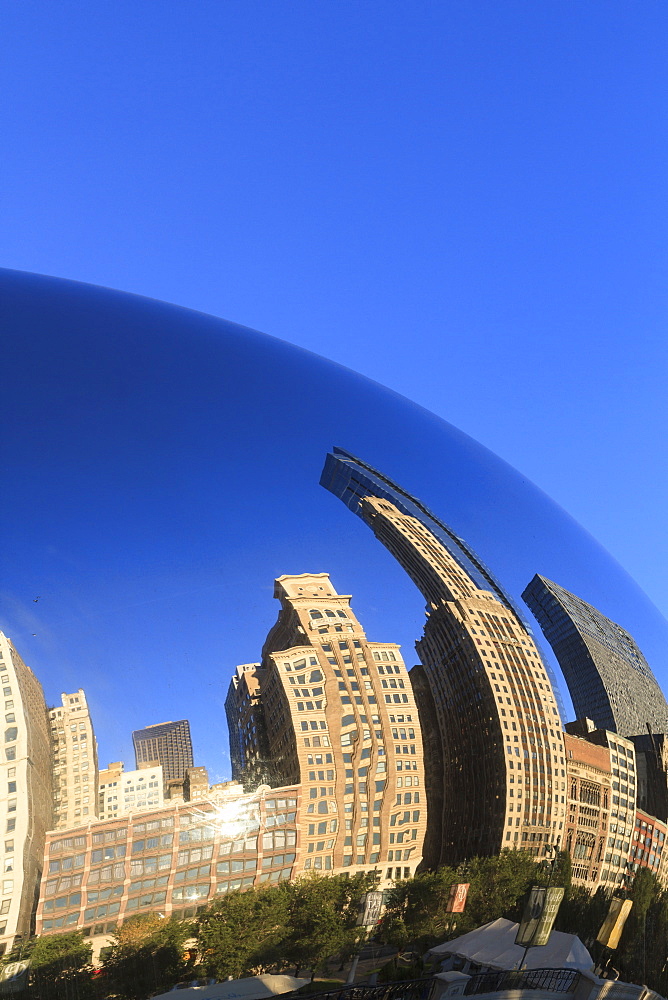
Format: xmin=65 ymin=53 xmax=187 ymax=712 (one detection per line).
xmin=325 ymin=610 xmax=336 ymax=618
xmin=309 ymin=610 xmax=323 ymax=620
xmin=337 ymin=610 xmax=348 ymax=618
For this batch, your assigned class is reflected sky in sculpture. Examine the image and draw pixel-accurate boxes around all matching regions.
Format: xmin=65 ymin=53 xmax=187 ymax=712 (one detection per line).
xmin=2 ymin=269 xmax=667 ymax=778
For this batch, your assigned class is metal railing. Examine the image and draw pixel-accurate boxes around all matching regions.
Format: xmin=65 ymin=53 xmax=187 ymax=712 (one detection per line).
xmin=463 ymin=969 xmax=580 ymax=996
xmin=303 ymin=977 xmax=436 ymax=1000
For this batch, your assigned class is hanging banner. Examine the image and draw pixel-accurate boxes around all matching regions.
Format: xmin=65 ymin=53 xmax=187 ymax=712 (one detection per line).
xmin=532 ymin=887 xmax=565 ymax=947
xmin=0 ymin=961 xmax=30 ymax=995
xmin=358 ymin=890 xmax=384 ymax=927
xmin=597 ymin=898 xmax=633 ymax=950
xmin=515 ymin=886 xmax=564 ymax=948
xmin=516 ymin=887 xmax=546 ymax=947
xmin=446 ymin=883 xmax=470 ymax=913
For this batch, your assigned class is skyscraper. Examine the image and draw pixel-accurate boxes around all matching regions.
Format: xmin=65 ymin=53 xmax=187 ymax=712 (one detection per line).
xmin=132 ymin=720 xmax=194 ymax=784
xmin=49 ymin=690 xmax=99 ymax=830
xmin=0 ymin=632 xmax=53 ymax=955
xmin=226 ymin=573 xmax=428 ymax=882
xmin=321 ymin=450 xmax=567 ymax=864
xmin=523 ymin=575 xmax=668 ymax=739
xmin=225 ymin=663 xmax=268 ymax=788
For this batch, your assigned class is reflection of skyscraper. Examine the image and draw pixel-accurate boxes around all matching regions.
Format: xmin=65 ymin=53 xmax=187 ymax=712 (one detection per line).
xmin=49 ymin=690 xmax=99 ymax=831
xmin=322 ymin=450 xmax=566 ymax=865
xmin=132 ymin=720 xmax=194 ymax=783
xmin=523 ymin=575 xmax=668 ymax=739
xmin=0 ymin=632 xmax=53 ymax=955
xmin=226 ymin=573 xmax=427 ymax=882
xmin=225 ymin=663 xmax=268 ymax=789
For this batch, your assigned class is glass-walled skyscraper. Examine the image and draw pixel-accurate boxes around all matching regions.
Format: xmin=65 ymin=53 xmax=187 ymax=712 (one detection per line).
xmin=523 ymin=575 xmax=668 ymax=739
xmin=132 ymin=720 xmax=194 ymax=784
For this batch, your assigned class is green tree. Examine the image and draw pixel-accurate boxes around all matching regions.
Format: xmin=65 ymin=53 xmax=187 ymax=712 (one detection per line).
xmin=28 ymin=931 xmax=94 ymax=1000
xmin=463 ymin=850 xmax=538 ymax=929
xmin=541 ymin=850 xmax=572 ymax=898
xmin=197 ymin=883 xmax=292 ymax=981
xmin=284 ymin=872 xmax=377 ymax=979
xmin=378 ymin=866 xmax=461 ymax=952
xmin=556 ymin=885 xmax=610 ymax=948
xmin=101 ymin=913 xmax=192 ymax=999
xmin=380 ymin=850 xmax=540 ymax=954
xmin=617 ymin=869 xmax=662 ymax=988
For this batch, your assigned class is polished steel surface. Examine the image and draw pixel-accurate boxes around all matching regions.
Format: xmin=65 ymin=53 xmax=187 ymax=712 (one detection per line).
xmin=2 ymin=268 xmax=666 ymax=775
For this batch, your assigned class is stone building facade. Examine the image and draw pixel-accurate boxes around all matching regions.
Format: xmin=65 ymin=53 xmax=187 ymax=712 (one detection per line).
xmin=0 ymin=632 xmax=53 ymax=955
xmin=563 ymin=732 xmax=612 ymax=888
xmin=227 ymin=573 xmax=428 ymax=884
xmin=49 ymin=690 xmax=98 ymax=831
xmin=97 ymin=762 xmax=164 ymax=820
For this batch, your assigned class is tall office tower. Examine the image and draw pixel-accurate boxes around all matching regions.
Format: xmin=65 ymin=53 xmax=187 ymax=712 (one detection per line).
xmin=224 ymin=663 xmax=270 ymax=788
xmin=132 ymin=720 xmax=194 ymax=784
xmin=523 ymin=575 xmax=668 ymax=739
xmin=97 ymin=761 xmax=164 ymax=819
xmin=49 ymin=690 xmax=99 ymax=831
xmin=228 ymin=573 xmax=428 ymax=883
xmin=321 ymin=450 xmax=566 ymax=865
xmin=0 ymin=632 xmax=52 ymax=955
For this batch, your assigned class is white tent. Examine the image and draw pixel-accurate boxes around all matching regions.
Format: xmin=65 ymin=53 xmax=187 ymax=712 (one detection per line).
xmin=151 ymin=973 xmax=309 ymax=1000
xmin=426 ymin=918 xmax=593 ymax=973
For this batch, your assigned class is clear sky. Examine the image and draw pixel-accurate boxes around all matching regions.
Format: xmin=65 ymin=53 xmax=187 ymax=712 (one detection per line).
xmin=1 ymin=3 xmax=667 ymax=770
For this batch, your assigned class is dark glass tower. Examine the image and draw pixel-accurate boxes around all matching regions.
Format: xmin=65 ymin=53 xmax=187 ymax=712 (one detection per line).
xmin=132 ymin=719 xmax=194 ymax=783
xmin=321 ymin=447 xmax=516 ymax=610
xmin=321 ymin=448 xmax=566 ymax=864
xmin=523 ymin=575 xmax=668 ymax=739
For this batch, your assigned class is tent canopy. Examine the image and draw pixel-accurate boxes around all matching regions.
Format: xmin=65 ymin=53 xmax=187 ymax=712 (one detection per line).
xmin=426 ymin=918 xmax=593 ymax=973
xmin=151 ymin=973 xmax=309 ymax=1000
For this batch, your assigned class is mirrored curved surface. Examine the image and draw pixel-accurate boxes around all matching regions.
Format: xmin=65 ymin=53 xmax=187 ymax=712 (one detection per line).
xmin=2 ymin=267 xmax=667 ymax=773
xmin=2 ymin=268 xmax=668 ymax=946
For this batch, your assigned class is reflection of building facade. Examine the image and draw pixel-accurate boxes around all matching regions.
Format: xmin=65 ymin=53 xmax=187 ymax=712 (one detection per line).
xmin=132 ymin=720 xmax=194 ymax=784
xmin=97 ymin=762 xmax=164 ymax=820
xmin=227 ymin=573 xmax=427 ymax=883
xmin=630 ymin=809 xmax=666 ymax=881
xmin=631 ymin=733 xmax=668 ymax=823
xmin=36 ymin=783 xmax=300 ymax=946
xmin=225 ymin=663 xmax=269 ymax=789
xmin=563 ymin=732 xmax=611 ymax=889
xmin=565 ymin=720 xmax=638 ymax=890
xmin=0 ymin=633 xmax=53 ymax=956
xmin=50 ymin=690 xmax=98 ymax=830
xmin=321 ymin=452 xmax=566 ymax=865
xmin=523 ymin=575 xmax=668 ymax=739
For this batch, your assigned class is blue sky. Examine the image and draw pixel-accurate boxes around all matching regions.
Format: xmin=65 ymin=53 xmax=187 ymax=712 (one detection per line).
xmin=1 ymin=3 xmax=667 ymax=774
